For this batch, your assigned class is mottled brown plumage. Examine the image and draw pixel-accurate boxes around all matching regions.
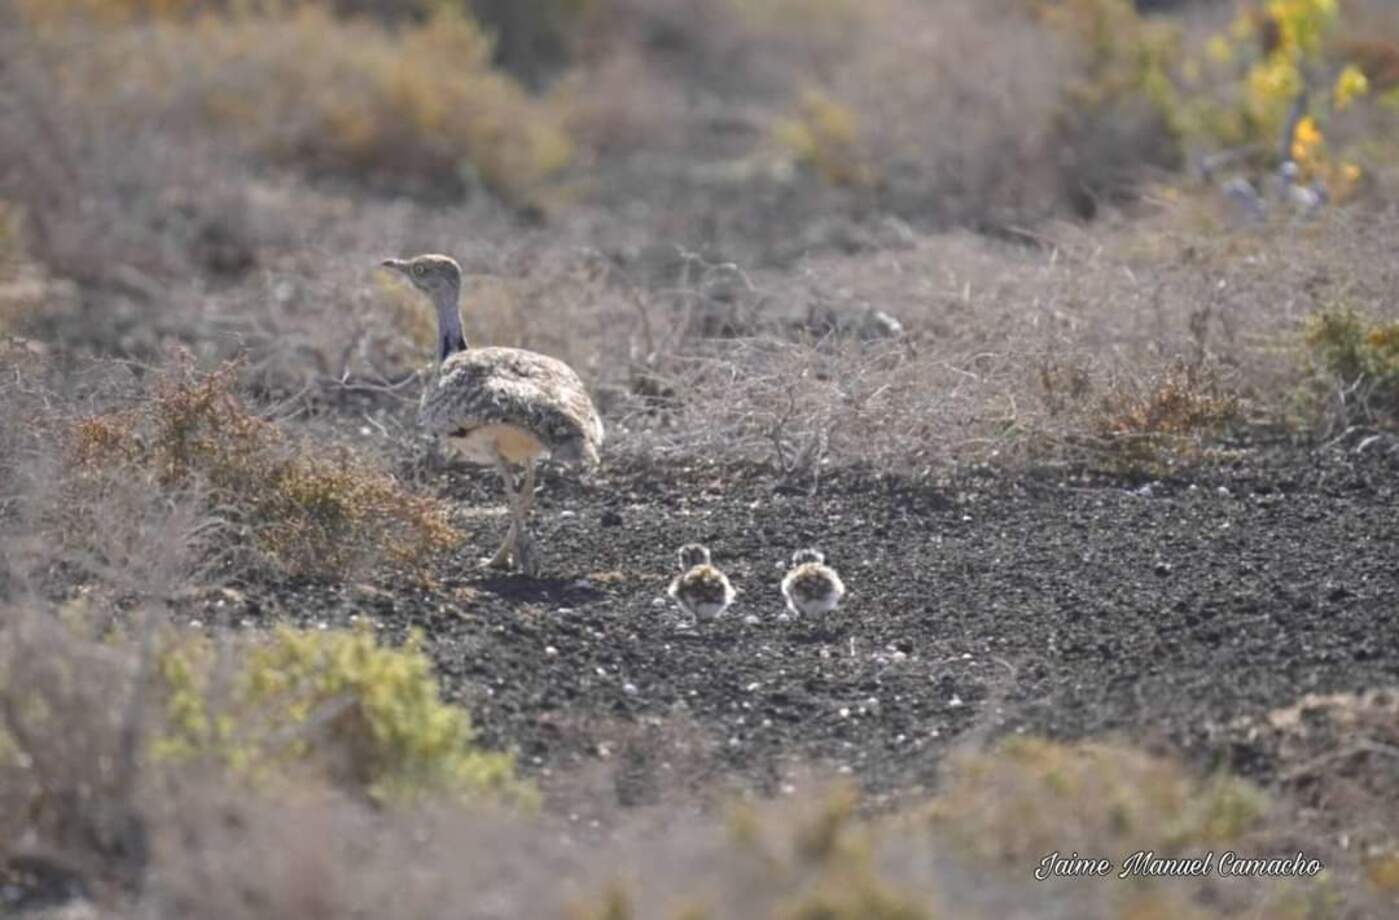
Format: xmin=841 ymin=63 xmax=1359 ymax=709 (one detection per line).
xmin=668 ymin=544 xmax=735 ymax=620
xmin=419 ymin=347 xmax=602 ymax=466
xmin=781 ymin=548 xmax=845 ymax=619
xmin=381 ymin=253 xmax=603 ymax=576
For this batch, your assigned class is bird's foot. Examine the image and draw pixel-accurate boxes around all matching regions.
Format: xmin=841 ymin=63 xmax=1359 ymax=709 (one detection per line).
xmin=485 ymin=541 xmax=514 ymax=571
xmin=513 ymin=531 xmax=540 ymax=578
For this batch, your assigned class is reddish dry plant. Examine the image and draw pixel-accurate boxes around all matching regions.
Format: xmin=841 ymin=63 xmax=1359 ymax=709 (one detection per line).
xmin=1096 ymin=362 xmax=1240 ymax=447
xmin=70 ymin=355 xmax=461 ymax=579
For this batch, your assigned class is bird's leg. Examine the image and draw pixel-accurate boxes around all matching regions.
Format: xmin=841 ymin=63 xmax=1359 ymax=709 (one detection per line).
xmin=512 ymin=460 xmax=539 ymax=577
xmin=487 ymin=454 xmax=520 ymax=570
xmin=424 ymin=434 xmax=446 ymax=474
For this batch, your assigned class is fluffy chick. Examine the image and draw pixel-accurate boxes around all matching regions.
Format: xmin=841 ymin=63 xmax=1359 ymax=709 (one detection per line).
xmin=781 ymin=548 xmax=846 ymax=619
xmin=667 ymin=543 xmax=736 ymax=620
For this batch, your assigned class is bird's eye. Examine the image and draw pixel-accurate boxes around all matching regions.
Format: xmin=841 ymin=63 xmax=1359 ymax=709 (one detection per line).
xmin=412 ymin=263 xmax=426 ymax=277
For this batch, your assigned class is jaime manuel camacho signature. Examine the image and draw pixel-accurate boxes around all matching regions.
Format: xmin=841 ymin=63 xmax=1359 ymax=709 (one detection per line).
xmin=1034 ymin=850 xmax=1325 ymax=881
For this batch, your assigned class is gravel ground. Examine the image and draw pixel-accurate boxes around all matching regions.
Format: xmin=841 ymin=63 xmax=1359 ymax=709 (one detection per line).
xmin=195 ymin=440 xmax=1399 ymax=799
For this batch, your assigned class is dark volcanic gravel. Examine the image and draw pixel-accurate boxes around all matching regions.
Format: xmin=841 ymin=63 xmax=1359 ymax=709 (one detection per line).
xmin=205 ymin=443 xmax=1399 ymax=797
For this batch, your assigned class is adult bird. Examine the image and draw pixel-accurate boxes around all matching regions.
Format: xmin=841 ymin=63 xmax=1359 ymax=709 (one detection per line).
xmin=381 ymin=254 xmax=603 ymax=576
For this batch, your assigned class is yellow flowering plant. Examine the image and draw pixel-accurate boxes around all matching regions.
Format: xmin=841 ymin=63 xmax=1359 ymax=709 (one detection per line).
xmin=1185 ymin=0 xmax=1371 ymax=200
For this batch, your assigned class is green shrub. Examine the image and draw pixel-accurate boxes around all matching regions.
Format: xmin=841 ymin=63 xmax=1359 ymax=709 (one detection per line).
xmin=1302 ymin=307 xmax=1399 ymax=427
xmin=772 ymin=89 xmax=874 ymax=188
xmin=156 ymin=624 xmax=532 ymax=806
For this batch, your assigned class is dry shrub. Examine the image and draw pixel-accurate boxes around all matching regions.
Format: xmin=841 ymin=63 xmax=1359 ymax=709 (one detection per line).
xmin=633 ymin=206 xmax=1399 ymax=474
xmin=1093 ymin=361 xmax=1241 ymax=467
xmin=70 ymin=355 xmax=461 ymax=579
xmin=0 ymin=609 xmax=151 ymax=903
xmin=804 ymin=0 xmax=1072 ymax=224
xmin=931 ymin=737 xmax=1270 ymax=861
xmin=0 ymin=203 xmax=80 ymax=339
xmin=16 ymin=4 xmax=572 ymax=205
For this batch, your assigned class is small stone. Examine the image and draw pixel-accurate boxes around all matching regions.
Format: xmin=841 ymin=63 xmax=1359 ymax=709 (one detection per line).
xmin=559 ymin=509 xmax=576 ymax=518
xmin=623 ymin=682 xmax=638 ymax=696
xmin=743 ymin=614 xmax=760 ymax=626
xmin=1154 ymin=561 xmax=1172 ymax=577
xmin=949 ymin=695 xmax=964 ymax=708
xmin=601 ymin=509 xmax=623 ymax=527
xmin=545 ymin=645 xmax=558 ymax=656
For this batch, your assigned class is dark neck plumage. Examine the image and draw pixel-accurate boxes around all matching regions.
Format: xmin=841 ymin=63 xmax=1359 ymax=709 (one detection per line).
xmin=432 ymin=283 xmax=469 ymax=364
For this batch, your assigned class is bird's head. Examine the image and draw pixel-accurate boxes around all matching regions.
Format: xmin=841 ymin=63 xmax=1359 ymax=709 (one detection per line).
xmin=380 ymin=254 xmax=462 ymax=299
xmin=792 ymin=548 xmax=825 ymax=566
xmin=678 ymin=543 xmax=711 ymax=570
xmin=381 ymin=253 xmax=467 ymax=362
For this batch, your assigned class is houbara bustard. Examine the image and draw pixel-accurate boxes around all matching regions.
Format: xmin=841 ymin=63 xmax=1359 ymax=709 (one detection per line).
xmin=780 ymin=548 xmax=845 ymax=620
xmin=667 ymin=544 xmax=735 ymax=622
xmin=381 ymin=254 xmax=603 ymax=576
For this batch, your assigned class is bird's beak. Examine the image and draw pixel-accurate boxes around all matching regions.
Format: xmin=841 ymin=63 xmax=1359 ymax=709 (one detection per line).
xmin=380 ymin=258 xmax=407 ymax=274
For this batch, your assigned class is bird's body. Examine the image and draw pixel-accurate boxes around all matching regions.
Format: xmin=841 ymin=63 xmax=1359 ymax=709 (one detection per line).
xmin=781 ymin=549 xmax=845 ymax=619
xmin=668 ymin=544 xmax=735 ymax=621
xmin=384 ymin=253 xmax=602 ymax=576
xmin=420 ymin=346 xmax=603 ymax=466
